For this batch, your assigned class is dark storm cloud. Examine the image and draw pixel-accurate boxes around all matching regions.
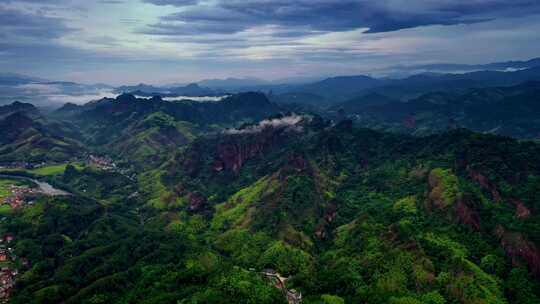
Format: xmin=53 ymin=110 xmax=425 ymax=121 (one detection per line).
xmin=143 ymin=0 xmax=540 ymax=36
xmin=2 ymin=0 xmax=65 ymax=3
xmin=0 ymin=6 xmax=74 ymax=41
xmin=142 ymin=0 xmax=198 ymax=7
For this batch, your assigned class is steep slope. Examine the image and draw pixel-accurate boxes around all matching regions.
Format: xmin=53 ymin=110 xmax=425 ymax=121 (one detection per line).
xmin=0 ymin=101 xmax=39 ymax=119
xmin=4 ymin=117 xmax=540 ymax=303
xmin=55 ymin=92 xmax=282 ymax=167
xmin=0 ymin=112 xmax=83 ymax=163
xmin=148 ymin=121 xmax=540 ymax=303
xmin=349 ymin=81 xmax=540 ymax=139
xmin=109 ymin=112 xmax=198 ymax=166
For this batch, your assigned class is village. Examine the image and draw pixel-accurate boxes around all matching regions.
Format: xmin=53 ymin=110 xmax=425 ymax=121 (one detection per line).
xmin=2 ymin=185 xmax=38 ymax=209
xmin=88 ymin=154 xmax=117 ymax=171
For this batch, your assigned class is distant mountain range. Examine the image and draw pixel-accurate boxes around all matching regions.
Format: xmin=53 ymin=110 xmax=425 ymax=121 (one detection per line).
xmin=393 ymin=57 xmax=540 ymax=74
xmin=2 ymin=57 xmax=540 ymax=108
xmin=268 ymin=65 xmax=540 ymax=106
xmin=116 ymin=83 xmax=225 ymax=97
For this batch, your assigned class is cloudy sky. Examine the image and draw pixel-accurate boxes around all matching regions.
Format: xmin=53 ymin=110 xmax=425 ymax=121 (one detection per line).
xmin=1 ymin=0 xmax=540 ymax=85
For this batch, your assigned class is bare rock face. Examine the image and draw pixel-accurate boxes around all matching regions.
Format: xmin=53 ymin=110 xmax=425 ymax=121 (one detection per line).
xmin=428 ymin=169 xmax=481 ymax=231
xmin=496 ymin=226 xmax=540 ymax=278
xmin=467 ymin=168 xmax=502 ymax=202
xmin=187 ymin=192 xmax=207 ymax=212
xmin=511 ymin=198 xmax=532 ymax=219
xmin=214 ymin=127 xmax=299 ymax=174
xmin=427 ymin=168 xmax=460 ymax=209
xmin=467 ymin=168 xmax=533 ymax=221
xmin=216 ymin=140 xmax=262 ymax=174
xmin=455 ymin=197 xmax=481 ymax=231
xmin=314 ymin=227 xmax=326 ymax=240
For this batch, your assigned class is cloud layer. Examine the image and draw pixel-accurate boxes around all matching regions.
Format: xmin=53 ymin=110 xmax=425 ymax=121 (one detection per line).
xmin=144 ymin=0 xmax=540 ymax=35
xmin=224 ymin=115 xmax=304 ymax=134
xmin=0 ymin=0 xmax=539 ymax=85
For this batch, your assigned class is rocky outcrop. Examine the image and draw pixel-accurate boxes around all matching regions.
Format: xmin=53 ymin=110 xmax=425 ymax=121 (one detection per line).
xmin=467 ymin=168 xmax=502 ymax=202
xmin=428 ymin=169 xmax=481 ymax=230
xmin=214 ymin=127 xmax=299 ymax=174
xmin=187 ymin=192 xmax=207 ymax=212
xmin=216 ymin=140 xmax=260 ymax=173
xmin=511 ymin=198 xmax=532 ymax=220
xmin=428 ymin=168 xmax=460 ymax=209
xmin=468 ymin=168 xmax=532 ymax=220
xmin=455 ymin=197 xmax=481 ymax=231
xmin=315 ymin=204 xmax=337 ymax=240
xmin=495 ymin=226 xmax=540 ymax=278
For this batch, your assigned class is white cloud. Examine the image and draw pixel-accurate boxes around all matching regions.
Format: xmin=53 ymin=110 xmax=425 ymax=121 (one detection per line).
xmin=17 ymin=83 xmax=61 ymax=94
xmin=45 ymin=89 xmax=116 ymax=105
xmin=224 ymin=114 xmax=304 ymax=134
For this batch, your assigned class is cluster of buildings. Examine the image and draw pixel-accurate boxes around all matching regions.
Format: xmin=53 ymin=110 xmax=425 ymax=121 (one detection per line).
xmin=0 ymin=235 xmax=18 ymax=303
xmin=88 ymin=155 xmax=117 ymax=171
xmin=87 ymin=155 xmax=137 ymax=181
xmin=2 ymin=185 xmax=37 ymax=209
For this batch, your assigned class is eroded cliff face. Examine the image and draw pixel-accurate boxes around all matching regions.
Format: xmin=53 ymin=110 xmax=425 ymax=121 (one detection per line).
xmin=512 ymin=198 xmax=531 ymax=219
xmin=427 ymin=168 xmax=460 ymax=210
xmin=427 ymin=169 xmax=481 ymax=231
xmin=187 ymin=192 xmax=207 ymax=212
xmin=496 ymin=226 xmax=540 ymax=278
xmin=426 ymin=167 xmax=540 ymax=279
xmin=213 ymin=126 xmax=301 ymax=174
xmin=467 ymin=168 xmax=502 ymax=202
xmin=467 ymin=168 xmax=533 ymax=221
xmin=455 ymin=197 xmax=481 ymax=231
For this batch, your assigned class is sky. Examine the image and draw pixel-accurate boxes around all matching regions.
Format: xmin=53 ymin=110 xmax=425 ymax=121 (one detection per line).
xmin=1 ymin=0 xmax=540 ymax=85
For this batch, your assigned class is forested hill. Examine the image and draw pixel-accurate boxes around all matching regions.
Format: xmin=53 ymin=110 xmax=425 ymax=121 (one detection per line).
xmin=333 ymin=81 xmax=540 ymax=139
xmin=3 ymin=114 xmax=540 ymax=303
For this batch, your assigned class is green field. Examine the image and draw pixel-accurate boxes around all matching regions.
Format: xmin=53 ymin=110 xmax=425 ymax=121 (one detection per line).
xmin=0 ymin=204 xmax=12 ymax=216
xmin=0 ymin=179 xmax=20 ymax=201
xmin=29 ymin=163 xmax=83 ymax=176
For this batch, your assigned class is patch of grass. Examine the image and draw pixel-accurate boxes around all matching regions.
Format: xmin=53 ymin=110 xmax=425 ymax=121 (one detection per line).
xmin=0 ymin=204 xmax=12 ymax=216
xmin=30 ymin=163 xmax=83 ymax=176
xmin=393 ymin=195 xmax=418 ymax=215
xmin=429 ymin=168 xmax=461 ymax=208
xmin=211 ymin=176 xmax=278 ymax=231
